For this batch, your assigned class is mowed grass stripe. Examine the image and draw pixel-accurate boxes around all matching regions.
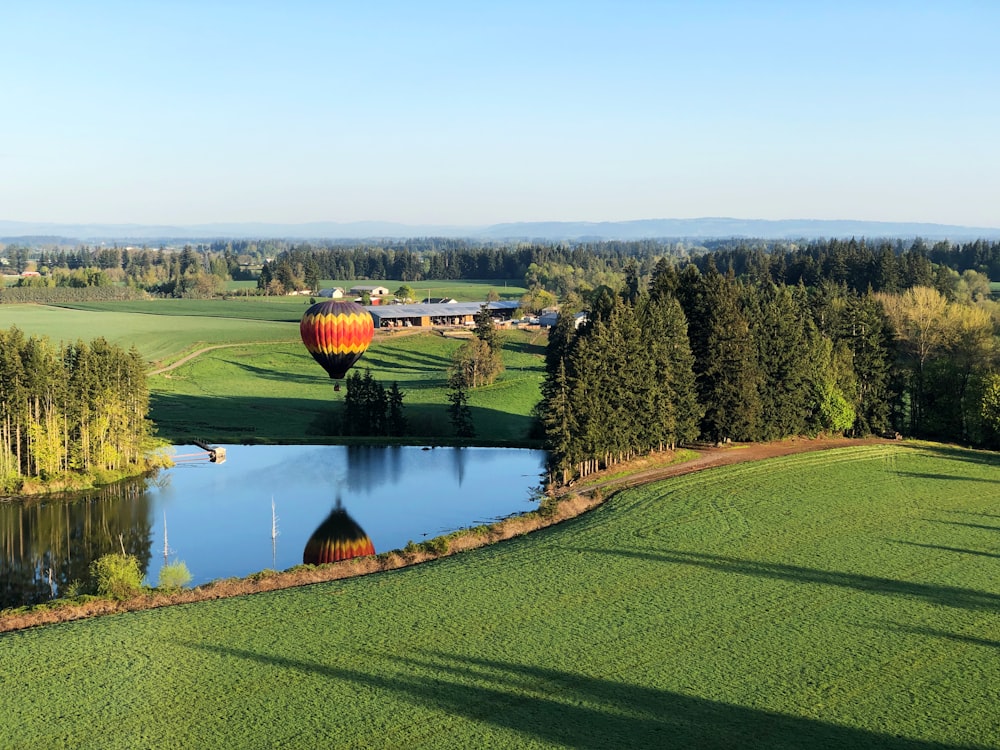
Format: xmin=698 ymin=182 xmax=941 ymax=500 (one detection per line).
xmin=1 ymin=443 xmax=998 ymax=749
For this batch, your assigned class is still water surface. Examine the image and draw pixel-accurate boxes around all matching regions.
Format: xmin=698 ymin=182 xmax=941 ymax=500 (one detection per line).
xmin=0 ymin=445 xmax=546 ymax=609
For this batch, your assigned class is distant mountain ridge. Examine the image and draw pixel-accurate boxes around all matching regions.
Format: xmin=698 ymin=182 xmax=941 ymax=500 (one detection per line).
xmin=2 ymin=217 xmax=998 ymax=243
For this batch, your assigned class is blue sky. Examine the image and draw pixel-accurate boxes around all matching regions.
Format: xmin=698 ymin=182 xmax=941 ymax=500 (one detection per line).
xmin=3 ymin=1 xmax=998 ymax=227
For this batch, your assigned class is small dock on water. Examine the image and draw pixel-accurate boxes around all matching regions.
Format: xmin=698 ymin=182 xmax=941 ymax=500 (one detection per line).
xmin=173 ymin=440 xmax=227 ymax=464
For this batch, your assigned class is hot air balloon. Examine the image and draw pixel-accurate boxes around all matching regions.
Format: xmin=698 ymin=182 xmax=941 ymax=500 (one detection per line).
xmin=303 ymin=498 xmax=376 ymax=565
xmin=300 ymin=300 xmax=374 ymax=390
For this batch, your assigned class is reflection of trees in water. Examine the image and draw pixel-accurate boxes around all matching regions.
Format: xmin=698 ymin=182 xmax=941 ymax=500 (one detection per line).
xmin=0 ymin=478 xmax=154 ymax=608
xmin=341 ymin=445 xmax=404 ymax=494
xmin=341 ymin=445 xmax=468 ymax=492
xmin=452 ymin=447 xmax=467 ymax=487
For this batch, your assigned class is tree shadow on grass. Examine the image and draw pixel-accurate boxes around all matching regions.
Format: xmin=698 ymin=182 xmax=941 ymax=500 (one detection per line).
xmin=894 ymin=471 xmax=1000 ymax=485
xmin=941 ymin=510 xmax=1000 ymax=520
xmin=181 ymin=642 xmax=977 ymax=749
xmin=564 ymin=547 xmax=1000 ymax=613
xmin=149 ymin=392 xmax=536 ymax=444
xmin=908 ymin=444 xmax=1000 ymax=469
xmin=502 ymin=338 xmax=547 ymax=358
xmin=226 ymin=360 xmax=323 ymax=384
xmin=149 ymin=392 xmax=336 ymax=442
xmin=887 ymin=539 xmax=1000 ymax=560
xmin=361 ymin=348 xmax=456 ymax=371
xmin=928 ymin=520 xmax=1000 ymax=534
xmin=876 ymin=622 xmax=1000 ymax=651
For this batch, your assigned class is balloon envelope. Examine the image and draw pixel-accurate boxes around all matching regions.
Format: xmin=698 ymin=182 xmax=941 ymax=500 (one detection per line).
xmin=303 ymin=503 xmax=376 ymax=565
xmin=300 ymin=300 xmax=374 ymax=380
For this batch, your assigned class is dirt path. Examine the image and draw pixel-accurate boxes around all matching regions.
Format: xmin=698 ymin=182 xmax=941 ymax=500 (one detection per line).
xmin=555 ymin=436 xmax=893 ymax=498
xmin=148 ymin=327 xmax=406 ymax=376
xmin=148 ymin=342 xmax=277 ymax=376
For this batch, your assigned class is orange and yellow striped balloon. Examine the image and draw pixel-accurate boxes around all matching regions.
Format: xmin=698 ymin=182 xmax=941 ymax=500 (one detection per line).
xmin=303 ymin=503 xmax=376 ymax=565
xmin=300 ymin=300 xmax=374 ymax=380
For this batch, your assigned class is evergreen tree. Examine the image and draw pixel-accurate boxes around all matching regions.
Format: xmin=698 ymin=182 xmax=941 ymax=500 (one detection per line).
xmin=387 ymin=382 xmax=407 ymax=437
xmin=700 ymin=270 xmax=763 ymax=442
xmin=473 ymin=303 xmax=501 ymax=353
xmin=544 ymin=310 xmax=578 ymax=378
xmin=257 ymin=262 xmax=273 ymax=290
xmin=649 ymin=258 xmax=679 ymax=302
xmin=842 ymin=294 xmax=893 ymax=436
xmin=362 ymin=370 xmax=388 ymax=436
xmin=447 ymin=374 xmax=475 ymax=438
xmin=751 ymin=284 xmax=812 ymax=439
xmin=641 ymin=294 xmax=702 ymax=448
xmin=342 ymin=370 xmax=388 ymax=436
xmin=564 ymin=321 xmax=611 ymax=476
xmin=539 ymin=358 xmax=578 ymax=484
xmin=622 ymin=261 xmax=641 ymax=305
xmin=675 ymin=263 xmax=711 ymax=389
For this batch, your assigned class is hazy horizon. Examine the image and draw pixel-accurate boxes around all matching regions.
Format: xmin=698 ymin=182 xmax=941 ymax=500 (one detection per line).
xmin=4 ymin=216 xmax=1000 ymax=244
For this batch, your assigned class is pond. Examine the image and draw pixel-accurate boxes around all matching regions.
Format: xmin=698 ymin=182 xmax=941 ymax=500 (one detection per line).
xmin=0 ymin=445 xmax=547 ymax=609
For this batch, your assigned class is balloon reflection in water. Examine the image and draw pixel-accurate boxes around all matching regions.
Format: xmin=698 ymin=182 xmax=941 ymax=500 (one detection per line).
xmin=303 ymin=497 xmax=375 ymax=565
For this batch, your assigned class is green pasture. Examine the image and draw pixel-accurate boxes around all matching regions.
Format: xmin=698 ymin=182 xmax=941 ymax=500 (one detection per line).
xmin=1 ymin=443 xmax=997 ymax=749
xmin=313 ymin=279 xmax=528 ymax=302
xmin=52 ymin=296 xmax=314 ymax=322
xmin=150 ymin=329 xmax=546 ymax=443
xmin=0 ymin=304 xmax=297 ymax=365
xmin=0 ymin=302 xmax=545 ymax=443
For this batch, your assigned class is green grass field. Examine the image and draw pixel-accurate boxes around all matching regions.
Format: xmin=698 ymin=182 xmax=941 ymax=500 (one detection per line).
xmin=1 ymin=443 xmax=996 ymax=749
xmin=51 ymin=296 xmax=316 ymax=322
xmin=0 ymin=303 xmax=298 ymax=364
xmin=0 ymin=300 xmax=545 ymax=444
xmin=149 ymin=329 xmax=546 ymax=443
xmin=313 ymin=279 xmax=529 ymax=302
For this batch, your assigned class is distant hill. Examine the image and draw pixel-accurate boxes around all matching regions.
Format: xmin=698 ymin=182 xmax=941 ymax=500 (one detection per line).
xmin=2 ymin=217 xmax=999 ymax=244
xmin=477 ymin=218 xmax=1000 ymax=242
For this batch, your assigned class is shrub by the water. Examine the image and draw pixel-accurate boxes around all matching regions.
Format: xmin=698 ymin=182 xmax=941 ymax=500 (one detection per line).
xmin=89 ymin=553 xmax=143 ymax=600
xmin=157 ymin=561 xmax=192 ymax=592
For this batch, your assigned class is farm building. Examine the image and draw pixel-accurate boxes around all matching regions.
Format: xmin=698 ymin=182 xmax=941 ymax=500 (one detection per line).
xmin=349 ymin=285 xmax=391 ymax=297
xmin=317 ymin=287 xmax=346 ymax=298
xmin=365 ymin=301 xmax=520 ymax=329
xmin=538 ymin=311 xmax=588 ymax=329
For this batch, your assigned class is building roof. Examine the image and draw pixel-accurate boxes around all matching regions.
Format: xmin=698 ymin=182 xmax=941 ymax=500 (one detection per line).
xmin=365 ymin=300 xmax=519 ymax=322
xmin=539 ymin=311 xmax=588 ymax=327
xmin=350 ymin=284 xmax=390 ymax=292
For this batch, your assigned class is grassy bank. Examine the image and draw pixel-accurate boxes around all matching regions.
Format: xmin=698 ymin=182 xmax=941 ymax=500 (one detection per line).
xmin=1 ymin=442 xmax=996 ymax=749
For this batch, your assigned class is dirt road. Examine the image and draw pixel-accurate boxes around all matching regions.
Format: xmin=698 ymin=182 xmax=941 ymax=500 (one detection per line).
xmin=556 ymin=436 xmax=892 ymax=498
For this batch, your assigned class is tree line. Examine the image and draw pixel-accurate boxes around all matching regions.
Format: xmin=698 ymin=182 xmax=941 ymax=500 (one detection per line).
xmin=538 ymin=257 xmax=999 ymax=485
xmin=10 ymin=236 xmax=997 ymax=305
xmin=698 ymin=237 xmax=998 ymax=298
xmin=0 ymin=328 xmax=159 ymax=492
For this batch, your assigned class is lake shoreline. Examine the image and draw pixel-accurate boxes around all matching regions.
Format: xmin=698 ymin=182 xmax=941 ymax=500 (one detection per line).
xmin=0 ymin=436 xmax=891 ymax=633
